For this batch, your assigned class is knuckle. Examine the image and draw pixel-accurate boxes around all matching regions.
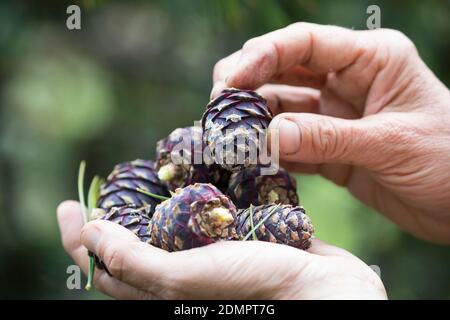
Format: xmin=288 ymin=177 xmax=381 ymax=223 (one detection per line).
xmin=364 ymin=120 xmax=420 ymax=168
xmin=213 ymin=59 xmax=227 ymax=78
xmin=382 ymin=29 xmax=417 ymax=53
xmin=61 ymin=238 xmax=75 ymax=254
xmin=243 ymin=37 xmax=262 ymax=50
xmin=102 ymin=243 xmax=126 ymax=279
xmin=254 ymin=40 xmax=278 ymax=62
xmin=380 ymin=121 xmax=419 ymax=152
xmin=312 ymin=119 xmax=341 ymax=159
xmin=286 ymin=21 xmax=309 ymax=31
xmin=381 ymin=121 xmax=409 ymax=143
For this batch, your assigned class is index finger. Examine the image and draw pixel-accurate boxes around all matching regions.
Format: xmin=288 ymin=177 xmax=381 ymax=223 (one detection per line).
xmin=223 ymin=22 xmax=372 ymax=90
xmin=211 ymin=50 xmax=241 ymax=98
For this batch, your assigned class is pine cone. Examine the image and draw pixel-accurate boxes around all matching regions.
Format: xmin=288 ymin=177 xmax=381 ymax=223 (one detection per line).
xmin=236 ymin=204 xmax=314 ymax=250
xmin=227 ymin=166 xmax=299 ymax=209
xmin=97 ymin=159 xmax=169 ymax=213
xmin=150 ymin=183 xmax=239 ymax=251
xmin=208 ymin=163 xmax=232 ymax=193
xmin=155 ymin=127 xmax=211 ymax=190
xmin=156 ymin=126 xmax=231 ymax=191
xmin=90 ymin=205 xmax=152 ymax=272
xmin=201 ymin=88 xmax=273 ymax=172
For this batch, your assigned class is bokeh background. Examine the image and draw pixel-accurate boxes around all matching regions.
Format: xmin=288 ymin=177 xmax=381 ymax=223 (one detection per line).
xmin=0 ymin=0 xmax=449 ymax=299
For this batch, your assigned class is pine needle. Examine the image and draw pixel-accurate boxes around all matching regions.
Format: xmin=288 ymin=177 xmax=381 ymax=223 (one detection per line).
xmin=87 ymin=175 xmax=103 ymax=214
xmin=136 ymin=188 xmax=170 ymax=201
xmin=78 ymin=161 xmax=103 ymax=291
xmin=85 ymin=256 xmax=95 ymax=291
xmin=78 ymin=161 xmax=88 ymax=224
xmin=243 ymin=204 xmax=281 ymax=241
xmin=249 ymin=204 xmax=257 ymax=240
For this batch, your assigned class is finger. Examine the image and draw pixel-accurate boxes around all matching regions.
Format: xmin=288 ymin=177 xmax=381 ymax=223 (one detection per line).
xmin=259 ymin=82 xmax=360 ymax=120
xmin=319 ymin=86 xmax=361 ymax=119
xmin=281 ymin=159 xmax=353 ymax=187
xmin=269 ymin=112 xmax=392 ymax=168
xmin=307 ymin=239 xmax=356 ymax=259
xmin=280 ymin=160 xmax=321 ymax=175
xmin=57 ymin=201 xmax=147 ymax=299
xmin=57 ymin=201 xmax=85 ymax=254
xmin=257 ymin=84 xmax=320 ymax=115
xmin=81 ymin=219 xmax=181 ymax=299
xmin=211 ymin=50 xmax=241 ymax=98
xmin=71 ymin=244 xmax=147 ymax=299
xmin=82 ymin=222 xmax=314 ymax=300
xmin=307 ymin=239 xmax=381 ymax=278
xmin=213 ymin=55 xmax=324 ymax=100
xmin=226 ymin=22 xmax=375 ymax=90
xmin=271 ymin=65 xmax=326 ymax=89
xmin=167 ymin=240 xmax=314 ymax=299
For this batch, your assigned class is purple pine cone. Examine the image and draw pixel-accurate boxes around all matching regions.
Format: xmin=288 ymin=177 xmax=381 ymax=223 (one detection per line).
xmin=226 ymin=166 xmax=299 ymax=209
xmin=99 ymin=205 xmax=152 ymax=242
xmin=155 ymin=127 xmax=211 ymax=190
xmin=156 ymin=126 xmax=231 ymax=191
xmin=201 ymin=88 xmax=273 ymax=172
xmin=97 ymin=159 xmax=169 ymax=213
xmin=90 ymin=205 xmax=152 ymax=272
xmin=237 ymin=204 xmax=314 ymax=250
xmin=150 ymin=183 xmax=239 ymax=252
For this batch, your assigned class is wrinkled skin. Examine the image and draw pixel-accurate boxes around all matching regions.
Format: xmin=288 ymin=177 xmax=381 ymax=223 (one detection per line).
xmin=213 ymin=23 xmax=450 ymax=245
xmin=57 ymin=201 xmax=386 ymax=299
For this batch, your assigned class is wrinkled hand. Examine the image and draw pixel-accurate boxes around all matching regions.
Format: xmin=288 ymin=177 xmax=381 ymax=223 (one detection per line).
xmin=212 ymin=22 xmax=450 ymax=244
xmin=57 ymin=201 xmax=386 ymax=299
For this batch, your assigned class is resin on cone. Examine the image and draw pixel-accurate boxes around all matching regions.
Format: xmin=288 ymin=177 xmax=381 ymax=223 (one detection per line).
xmin=236 ymin=204 xmax=314 ymax=250
xmin=227 ymin=166 xmax=299 ymax=209
xmin=202 ymin=88 xmax=273 ymax=172
xmin=97 ymin=159 xmax=169 ymax=213
xmin=150 ymin=183 xmax=239 ymax=251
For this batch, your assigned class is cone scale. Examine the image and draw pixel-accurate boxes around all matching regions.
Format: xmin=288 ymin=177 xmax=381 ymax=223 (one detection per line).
xmin=202 ymin=89 xmax=273 ymax=172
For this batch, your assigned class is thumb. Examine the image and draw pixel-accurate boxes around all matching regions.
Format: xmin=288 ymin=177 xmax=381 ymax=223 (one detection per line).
xmin=269 ymin=113 xmax=389 ymax=167
xmin=80 ymin=220 xmax=173 ymax=294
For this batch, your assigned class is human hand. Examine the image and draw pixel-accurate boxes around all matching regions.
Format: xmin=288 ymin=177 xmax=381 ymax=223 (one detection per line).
xmin=212 ymin=22 xmax=450 ymax=244
xmin=57 ymin=200 xmax=386 ymax=299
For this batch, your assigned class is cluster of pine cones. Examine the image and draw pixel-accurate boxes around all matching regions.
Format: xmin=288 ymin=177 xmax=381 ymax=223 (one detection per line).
xmin=89 ymin=88 xmax=314 ymax=257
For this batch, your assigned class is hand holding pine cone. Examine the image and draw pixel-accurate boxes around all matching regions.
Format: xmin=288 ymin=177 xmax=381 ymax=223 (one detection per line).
xmin=78 ymin=88 xmax=315 ymax=289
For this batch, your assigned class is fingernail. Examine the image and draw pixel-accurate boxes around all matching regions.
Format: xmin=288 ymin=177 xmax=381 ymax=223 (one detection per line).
xmin=278 ymin=118 xmax=300 ymax=155
xmin=81 ymin=225 xmax=101 ymax=251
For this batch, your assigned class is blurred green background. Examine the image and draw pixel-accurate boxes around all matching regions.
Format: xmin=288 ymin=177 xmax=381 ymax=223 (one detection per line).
xmin=0 ymin=0 xmax=449 ymax=299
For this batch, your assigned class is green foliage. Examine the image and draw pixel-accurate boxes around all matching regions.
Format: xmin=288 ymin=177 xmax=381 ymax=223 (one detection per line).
xmin=0 ymin=0 xmax=449 ymax=299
